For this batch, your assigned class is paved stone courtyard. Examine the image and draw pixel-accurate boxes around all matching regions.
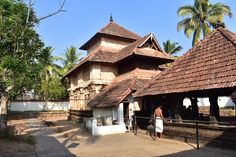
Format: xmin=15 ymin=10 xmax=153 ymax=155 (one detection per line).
xmin=1 ymin=119 xmax=235 ymax=157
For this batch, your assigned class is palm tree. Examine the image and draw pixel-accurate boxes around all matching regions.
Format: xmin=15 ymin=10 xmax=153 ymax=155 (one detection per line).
xmin=177 ymin=0 xmax=232 ymax=46
xmin=60 ymin=46 xmax=80 ymax=74
xmin=163 ymin=40 xmax=183 ymax=55
xmin=39 ymin=47 xmax=61 ymax=100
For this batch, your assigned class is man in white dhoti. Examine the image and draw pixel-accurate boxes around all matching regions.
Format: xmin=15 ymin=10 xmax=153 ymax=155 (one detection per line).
xmin=154 ymin=105 xmax=163 ymax=138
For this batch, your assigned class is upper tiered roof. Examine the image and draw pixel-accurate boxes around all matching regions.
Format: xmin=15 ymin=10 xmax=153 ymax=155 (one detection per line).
xmin=80 ymin=21 xmax=140 ymax=50
xmin=63 ymin=21 xmax=174 ymax=78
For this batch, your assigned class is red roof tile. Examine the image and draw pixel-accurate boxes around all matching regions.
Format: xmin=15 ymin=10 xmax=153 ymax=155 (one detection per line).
xmin=88 ymin=69 xmax=160 ymax=107
xmin=136 ymin=28 xmax=236 ymax=97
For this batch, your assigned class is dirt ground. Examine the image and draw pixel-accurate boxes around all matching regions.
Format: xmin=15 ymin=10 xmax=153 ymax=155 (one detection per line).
xmin=0 ymin=119 xmax=36 ymax=156
xmin=59 ymin=130 xmax=236 ymax=157
xmin=0 ymin=138 xmax=35 ymax=155
xmin=199 ymin=107 xmax=235 ymax=116
xmin=1 ymin=117 xmax=236 ymax=157
xmin=39 ymin=118 xmax=236 ymax=157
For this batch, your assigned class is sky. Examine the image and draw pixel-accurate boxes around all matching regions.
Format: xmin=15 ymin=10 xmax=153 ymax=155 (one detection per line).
xmin=31 ymin=0 xmax=236 ymax=58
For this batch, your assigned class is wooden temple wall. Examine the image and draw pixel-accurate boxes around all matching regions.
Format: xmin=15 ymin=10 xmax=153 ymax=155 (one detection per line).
xmin=69 ymin=63 xmax=118 ymax=111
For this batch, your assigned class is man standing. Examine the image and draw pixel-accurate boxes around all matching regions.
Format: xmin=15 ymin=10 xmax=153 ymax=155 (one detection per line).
xmin=125 ymin=103 xmax=134 ymax=131
xmin=154 ymin=105 xmax=163 ymax=138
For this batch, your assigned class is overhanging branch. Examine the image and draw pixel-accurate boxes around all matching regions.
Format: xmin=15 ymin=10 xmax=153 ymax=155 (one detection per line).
xmin=38 ymin=0 xmax=66 ymax=21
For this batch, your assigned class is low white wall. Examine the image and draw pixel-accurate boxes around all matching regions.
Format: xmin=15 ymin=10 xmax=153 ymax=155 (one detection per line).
xmin=9 ymin=101 xmax=69 ymax=111
xmin=183 ymin=97 xmax=235 ymax=108
xmin=89 ymin=103 xmax=126 ymax=136
xmin=92 ymin=119 xmax=126 ymax=136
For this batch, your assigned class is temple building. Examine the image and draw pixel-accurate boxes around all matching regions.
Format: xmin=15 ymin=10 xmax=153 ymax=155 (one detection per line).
xmin=63 ymin=18 xmax=174 ymax=135
xmin=136 ymin=26 xmax=236 ymax=123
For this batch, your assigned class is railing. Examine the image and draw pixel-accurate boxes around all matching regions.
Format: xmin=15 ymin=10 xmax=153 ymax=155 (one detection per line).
xmin=133 ymin=115 xmax=236 ymax=150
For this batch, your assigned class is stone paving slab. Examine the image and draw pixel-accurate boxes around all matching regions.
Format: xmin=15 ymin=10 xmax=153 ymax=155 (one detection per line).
xmin=25 ymin=119 xmax=76 ymax=157
xmin=1 ymin=152 xmax=36 ymax=157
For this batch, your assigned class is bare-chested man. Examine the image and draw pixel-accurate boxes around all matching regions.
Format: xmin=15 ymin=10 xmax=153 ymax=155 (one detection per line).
xmin=154 ymin=105 xmax=163 ymax=138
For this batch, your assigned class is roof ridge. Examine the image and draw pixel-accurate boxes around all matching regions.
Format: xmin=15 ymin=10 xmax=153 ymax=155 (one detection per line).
xmin=217 ymin=27 xmax=236 ymax=46
xmin=139 ymin=32 xmax=163 ymax=51
xmin=98 ymin=21 xmax=140 ymax=39
xmin=98 ymin=21 xmax=113 ymax=33
xmin=117 ymin=34 xmax=152 ymax=59
xmin=138 ymin=33 xmax=152 ymax=48
xmin=168 ymin=28 xmax=220 ymax=67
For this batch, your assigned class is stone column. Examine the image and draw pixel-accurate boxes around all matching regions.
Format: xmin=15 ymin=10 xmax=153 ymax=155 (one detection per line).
xmin=209 ymin=96 xmax=220 ymax=123
xmin=191 ymin=97 xmax=199 ymax=120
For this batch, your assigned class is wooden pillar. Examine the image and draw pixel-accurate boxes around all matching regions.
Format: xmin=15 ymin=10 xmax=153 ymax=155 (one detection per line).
xmin=174 ymin=96 xmax=183 ymax=121
xmin=231 ymin=91 xmax=236 ymax=117
xmin=209 ymin=96 xmax=220 ymax=123
xmin=191 ymin=97 xmax=199 ymax=120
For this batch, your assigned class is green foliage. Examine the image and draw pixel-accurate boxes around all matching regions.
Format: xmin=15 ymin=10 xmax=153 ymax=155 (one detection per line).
xmin=177 ymin=0 xmax=232 ymax=46
xmin=163 ymin=40 xmax=182 ymax=56
xmin=39 ymin=77 xmax=68 ymax=100
xmin=0 ymin=0 xmax=44 ymax=101
xmin=59 ymin=45 xmax=81 ymax=75
xmin=37 ymin=47 xmax=68 ymax=100
xmin=0 ymin=0 xmax=68 ymax=101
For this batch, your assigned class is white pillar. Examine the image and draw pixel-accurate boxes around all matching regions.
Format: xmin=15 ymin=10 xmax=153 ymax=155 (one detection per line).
xmin=92 ymin=118 xmax=97 ymax=136
xmin=117 ymin=103 xmax=124 ymax=125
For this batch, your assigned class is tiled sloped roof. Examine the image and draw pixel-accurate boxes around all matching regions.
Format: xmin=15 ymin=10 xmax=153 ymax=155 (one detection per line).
xmin=88 ymin=69 xmax=160 ymax=107
xmin=115 ymin=33 xmax=175 ymax=63
xmin=64 ymin=33 xmax=174 ymax=78
xmin=80 ymin=21 xmax=140 ymax=50
xmin=136 ymin=27 xmax=236 ymax=97
xmin=87 ymin=79 xmax=133 ymax=108
xmin=99 ymin=21 xmax=140 ymax=40
xmin=63 ymin=50 xmax=118 ymax=77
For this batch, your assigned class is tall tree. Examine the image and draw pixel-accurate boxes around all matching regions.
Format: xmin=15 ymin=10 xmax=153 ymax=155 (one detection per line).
xmin=163 ymin=40 xmax=182 ymax=56
xmin=0 ymin=0 xmax=44 ymax=131
xmin=177 ymin=0 xmax=232 ymax=46
xmin=60 ymin=46 xmax=80 ymax=75
xmin=0 ymin=0 xmax=66 ymax=131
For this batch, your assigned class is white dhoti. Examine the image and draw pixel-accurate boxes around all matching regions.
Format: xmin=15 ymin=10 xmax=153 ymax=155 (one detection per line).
xmin=155 ymin=117 xmax=163 ymax=133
